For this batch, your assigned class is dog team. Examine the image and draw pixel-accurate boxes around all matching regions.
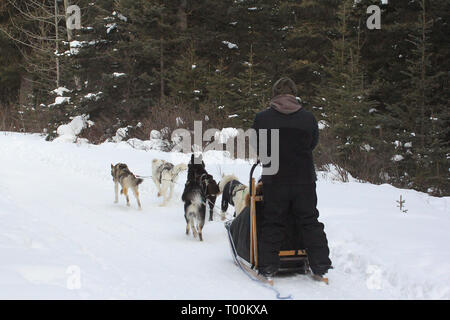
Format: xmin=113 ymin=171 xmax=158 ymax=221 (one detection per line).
xmin=110 ymin=154 xmax=249 ymax=241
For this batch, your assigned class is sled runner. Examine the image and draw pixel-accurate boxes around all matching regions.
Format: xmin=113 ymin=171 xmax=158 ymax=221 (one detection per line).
xmin=225 ymin=162 xmax=328 ymax=285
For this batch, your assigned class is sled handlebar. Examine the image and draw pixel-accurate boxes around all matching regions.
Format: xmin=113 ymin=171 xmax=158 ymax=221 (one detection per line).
xmin=249 ymin=161 xmax=260 ymax=198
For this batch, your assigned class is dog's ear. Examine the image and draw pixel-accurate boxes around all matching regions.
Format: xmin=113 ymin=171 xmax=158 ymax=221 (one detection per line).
xmin=191 ymin=154 xmax=194 ymax=162
xmin=111 ymin=164 xmax=114 ymax=169
xmin=202 ymin=161 xmax=205 ymax=168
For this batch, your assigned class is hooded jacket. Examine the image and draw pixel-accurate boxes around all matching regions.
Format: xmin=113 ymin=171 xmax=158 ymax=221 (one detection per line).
xmin=252 ymin=94 xmax=319 ymax=184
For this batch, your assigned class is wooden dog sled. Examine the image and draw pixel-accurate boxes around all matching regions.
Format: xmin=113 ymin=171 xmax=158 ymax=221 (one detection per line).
xmin=225 ymin=162 xmax=328 ymax=285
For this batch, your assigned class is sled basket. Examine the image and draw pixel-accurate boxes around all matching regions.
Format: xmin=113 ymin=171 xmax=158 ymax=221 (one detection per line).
xmin=226 ymin=162 xmax=310 ymax=276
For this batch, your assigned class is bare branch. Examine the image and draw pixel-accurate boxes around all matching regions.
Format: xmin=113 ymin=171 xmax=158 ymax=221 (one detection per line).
xmin=0 ymin=24 xmax=50 ymax=52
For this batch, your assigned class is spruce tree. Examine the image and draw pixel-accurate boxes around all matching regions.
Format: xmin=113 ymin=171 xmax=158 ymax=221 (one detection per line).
xmin=281 ymin=0 xmax=340 ymax=106
xmin=228 ymin=45 xmax=271 ymax=127
xmin=383 ymin=0 xmax=449 ymax=194
xmin=167 ymin=41 xmax=208 ymax=112
xmin=315 ymin=0 xmax=378 ymax=180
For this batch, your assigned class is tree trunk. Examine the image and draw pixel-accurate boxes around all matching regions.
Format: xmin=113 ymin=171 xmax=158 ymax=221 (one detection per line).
xmin=160 ymin=12 xmax=165 ymax=103
xmin=177 ymin=0 xmax=188 ymax=30
xmin=64 ymin=0 xmax=82 ymax=90
xmin=160 ymin=35 xmax=164 ymax=103
xmin=64 ymin=0 xmax=73 ymax=42
xmin=19 ymin=75 xmax=33 ymax=106
xmin=420 ymin=0 xmax=426 ymax=150
xmin=54 ymin=0 xmax=60 ymax=88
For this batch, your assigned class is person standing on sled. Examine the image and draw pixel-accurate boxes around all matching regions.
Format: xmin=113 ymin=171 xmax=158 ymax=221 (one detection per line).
xmin=251 ymin=77 xmax=332 ymax=279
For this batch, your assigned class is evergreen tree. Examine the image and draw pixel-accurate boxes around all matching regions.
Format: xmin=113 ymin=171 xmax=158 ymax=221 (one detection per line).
xmin=203 ymin=58 xmax=237 ymax=125
xmin=229 ymin=44 xmax=271 ymax=127
xmin=281 ymin=0 xmax=340 ymax=106
xmin=0 ymin=0 xmax=447 ymax=194
xmin=315 ymin=0 xmax=378 ymax=180
xmin=167 ymin=41 xmax=208 ymax=112
xmin=382 ymin=0 xmax=449 ymax=194
xmin=0 ymin=32 xmax=21 ymax=104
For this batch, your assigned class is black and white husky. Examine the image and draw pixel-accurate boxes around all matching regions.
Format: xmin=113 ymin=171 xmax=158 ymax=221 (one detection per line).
xmin=152 ymin=159 xmax=187 ymax=206
xmin=219 ymin=174 xmax=249 ymax=218
xmin=182 ymin=180 xmax=206 ymax=241
xmin=187 ymin=154 xmax=220 ymax=221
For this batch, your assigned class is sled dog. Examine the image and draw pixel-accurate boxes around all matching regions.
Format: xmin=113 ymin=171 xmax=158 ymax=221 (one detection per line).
xmin=182 ymin=179 xmax=206 ymax=241
xmin=152 ymin=159 xmax=187 ymax=206
xmin=219 ymin=174 xmax=249 ymax=218
xmin=187 ymin=154 xmax=220 ymax=221
xmin=111 ymin=163 xmax=143 ymax=210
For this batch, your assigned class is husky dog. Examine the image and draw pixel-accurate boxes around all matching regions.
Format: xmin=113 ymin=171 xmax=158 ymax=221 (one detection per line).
xmin=111 ymin=163 xmax=143 ymax=210
xmin=187 ymin=154 xmax=206 ymax=181
xmin=187 ymin=154 xmax=220 ymax=221
xmin=219 ymin=174 xmax=249 ymax=218
xmin=152 ymin=159 xmax=187 ymax=206
xmin=182 ymin=179 xmax=206 ymax=241
xmin=200 ymin=173 xmax=220 ymax=221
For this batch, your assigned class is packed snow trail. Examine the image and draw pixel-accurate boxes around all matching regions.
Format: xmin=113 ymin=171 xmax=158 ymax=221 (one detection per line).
xmin=0 ymin=132 xmax=449 ymax=299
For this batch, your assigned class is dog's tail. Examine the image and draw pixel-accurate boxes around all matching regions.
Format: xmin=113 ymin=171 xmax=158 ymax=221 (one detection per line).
xmin=187 ymin=194 xmax=202 ymax=217
xmin=186 ymin=194 xmax=202 ymax=214
xmin=191 ymin=193 xmax=203 ymax=207
xmin=136 ymin=178 xmax=144 ymax=185
xmin=187 ymin=205 xmax=197 ymax=218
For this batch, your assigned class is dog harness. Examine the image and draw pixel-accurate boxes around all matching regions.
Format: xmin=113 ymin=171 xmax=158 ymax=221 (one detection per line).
xmin=115 ymin=164 xmax=134 ymax=183
xmin=222 ymin=180 xmax=245 ymax=212
xmin=199 ymin=173 xmax=219 ymax=196
xmin=157 ymin=162 xmax=174 ymax=183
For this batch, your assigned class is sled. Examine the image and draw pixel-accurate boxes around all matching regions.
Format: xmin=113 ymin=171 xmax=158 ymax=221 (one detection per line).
xmin=225 ymin=162 xmax=328 ymax=285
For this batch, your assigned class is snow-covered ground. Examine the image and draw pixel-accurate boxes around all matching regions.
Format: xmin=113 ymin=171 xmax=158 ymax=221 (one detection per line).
xmin=0 ymin=132 xmax=448 ymax=299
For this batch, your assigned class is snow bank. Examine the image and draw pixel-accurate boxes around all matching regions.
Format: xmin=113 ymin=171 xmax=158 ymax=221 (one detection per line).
xmin=111 ymin=126 xmax=130 ymax=143
xmin=53 ymin=115 xmax=94 ymax=143
xmin=110 ymin=128 xmax=171 ymax=151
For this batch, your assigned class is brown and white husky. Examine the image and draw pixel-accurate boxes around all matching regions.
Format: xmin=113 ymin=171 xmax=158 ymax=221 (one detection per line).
xmin=111 ymin=163 xmax=143 ymax=210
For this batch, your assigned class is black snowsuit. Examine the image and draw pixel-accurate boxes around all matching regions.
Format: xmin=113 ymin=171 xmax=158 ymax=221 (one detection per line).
xmin=251 ymin=94 xmax=332 ymax=275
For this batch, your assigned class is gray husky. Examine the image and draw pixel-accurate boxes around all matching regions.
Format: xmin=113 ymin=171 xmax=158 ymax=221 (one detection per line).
xmin=111 ymin=163 xmax=143 ymax=210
